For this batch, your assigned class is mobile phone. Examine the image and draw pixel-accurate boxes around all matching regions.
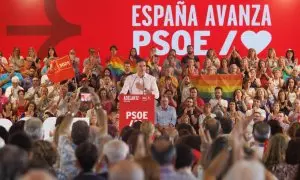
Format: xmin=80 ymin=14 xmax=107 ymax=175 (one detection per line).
xmin=80 ymin=93 xmax=91 ymax=102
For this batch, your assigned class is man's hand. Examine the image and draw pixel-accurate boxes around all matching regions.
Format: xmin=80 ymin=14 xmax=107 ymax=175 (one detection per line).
xmin=144 ymin=89 xmax=152 ymax=94
xmin=135 ymin=82 xmax=144 ymax=90
xmin=9 ymin=71 xmax=14 ymax=79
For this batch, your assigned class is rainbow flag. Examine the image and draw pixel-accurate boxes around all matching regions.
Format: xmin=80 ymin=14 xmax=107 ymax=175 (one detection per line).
xmin=190 ymin=74 xmax=243 ymax=102
xmin=107 ymin=56 xmax=125 ymax=79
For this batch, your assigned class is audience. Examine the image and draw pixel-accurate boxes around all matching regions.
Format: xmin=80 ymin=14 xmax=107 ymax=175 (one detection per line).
xmin=0 ymin=45 xmax=299 ymax=180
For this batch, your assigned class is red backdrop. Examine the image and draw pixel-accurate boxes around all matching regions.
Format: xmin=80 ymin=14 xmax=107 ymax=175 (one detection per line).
xmin=0 ymin=0 xmax=299 ymax=64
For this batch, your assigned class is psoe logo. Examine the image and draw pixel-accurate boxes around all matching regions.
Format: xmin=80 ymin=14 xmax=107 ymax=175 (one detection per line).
xmin=58 ymin=61 xmax=71 ymax=69
xmin=124 ymin=96 xmax=140 ymax=101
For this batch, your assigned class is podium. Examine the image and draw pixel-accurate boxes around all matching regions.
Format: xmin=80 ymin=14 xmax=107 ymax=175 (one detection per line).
xmin=119 ymin=94 xmax=155 ymax=130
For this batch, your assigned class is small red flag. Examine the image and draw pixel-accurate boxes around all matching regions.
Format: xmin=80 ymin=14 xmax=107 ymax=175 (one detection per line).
xmin=47 ymin=55 xmax=75 ymax=83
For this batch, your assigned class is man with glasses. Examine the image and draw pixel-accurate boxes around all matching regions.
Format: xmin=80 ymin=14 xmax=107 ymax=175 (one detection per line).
xmin=155 ymin=96 xmax=177 ymax=130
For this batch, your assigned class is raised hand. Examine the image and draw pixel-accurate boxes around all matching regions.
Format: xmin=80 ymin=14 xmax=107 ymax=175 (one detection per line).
xmin=199 ymin=125 xmax=212 ymax=152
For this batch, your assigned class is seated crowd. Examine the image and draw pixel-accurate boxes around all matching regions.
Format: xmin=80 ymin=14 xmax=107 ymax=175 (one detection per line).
xmin=0 ymin=45 xmax=300 ymax=180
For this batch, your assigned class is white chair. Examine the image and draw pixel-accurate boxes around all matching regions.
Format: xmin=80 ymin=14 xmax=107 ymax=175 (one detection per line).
xmin=19 ymin=117 xmax=30 ymax=121
xmin=0 ymin=118 xmax=13 ymax=131
xmin=42 ymin=117 xmax=57 ymax=141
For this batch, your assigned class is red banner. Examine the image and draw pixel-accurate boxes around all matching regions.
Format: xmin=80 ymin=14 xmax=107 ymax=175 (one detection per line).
xmin=47 ymin=55 xmax=75 ymax=83
xmin=0 ymin=0 xmax=299 ymax=64
xmin=119 ymin=94 xmax=155 ymax=130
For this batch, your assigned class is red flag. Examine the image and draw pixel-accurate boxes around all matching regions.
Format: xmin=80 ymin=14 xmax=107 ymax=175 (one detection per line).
xmin=47 ymin=56 xmax=75 ymax=83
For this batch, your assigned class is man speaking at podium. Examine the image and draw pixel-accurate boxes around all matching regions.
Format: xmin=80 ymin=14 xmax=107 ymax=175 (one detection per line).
xmin=120 ymin=58 xmax=159 ymax=99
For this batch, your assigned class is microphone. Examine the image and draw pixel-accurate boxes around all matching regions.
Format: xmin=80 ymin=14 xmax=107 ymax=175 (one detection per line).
xmin=142 ymin=75 xmax=145 ymax=95
xmin=130 ymin=75 xmax=137 ymax=94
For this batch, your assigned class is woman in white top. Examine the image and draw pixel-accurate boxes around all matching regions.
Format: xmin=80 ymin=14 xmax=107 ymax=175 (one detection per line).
xmin=285 ymin=78 xmax=297 ymax=104
xmin=285 ymin=49 xmax=298 ymax=68
xmin=266 ymin=48 xmax=278 ymax=69
xmin=198 ymin=103 xmax=216 ymax=125
xmin=8 ymin=47 xmax=24 ymax=72
xmin=242 ymin=78 xmax=256 ymax=99
xmin=270 ymin=69 xmax=284 ymax=97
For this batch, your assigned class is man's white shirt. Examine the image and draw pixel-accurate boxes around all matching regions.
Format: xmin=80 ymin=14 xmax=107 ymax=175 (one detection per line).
xmin=120 ymin=73 xmax=159 ymax=99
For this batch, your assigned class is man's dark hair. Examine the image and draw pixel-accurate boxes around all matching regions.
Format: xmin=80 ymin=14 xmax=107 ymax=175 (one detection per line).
xmin=176 ymin=123 xmax=194 ymax=137
xmin=175 ymin=144 xmax=194 ymax=169
xmin=253 ymin=122 xmax=271 ymax=143
xmin=0 ymin=126 xmax=8 ymax=143
xmin=151 ymin=139 xmax=176 ymax=165
xmin=8 ymin=120 xmax=25 ymax=136
xmin=286 ymin=138 xmax=300 ymax=165
xmin=132 ymin=121 xmax=142 ymax=130
xmin=267 ymin=120 xmax=283 ymax=136
xmin=0 ymin=145 xmax=29 ymax=180
xmin=176 ymin=135 xmax=201 ymax=151
xmin=71 ymin=121 xmax=90 ymax=146
xmin=8 ymin=131 xmax=33 ymax=153
xmin=110 ymin=45 xmax=118 ymax=51
xmin=189 ymin=87 xmax=198 ymax=92
xmin=215 ymin=86 xmax=223 ymax=91
xmin=203 ymin=119 xmax=220 ymax=140
xmin=124 ymin=61 xmax=131 ymax=65
xmin=209 ymin=136 xmax=229 ymax=161
xmin=136 ymin=57 xmax=146 ymax=64
xmin=219 ymin=117 xmax=233 ymax=134
xmin=75 ymin=142 xmax=98 ymax=172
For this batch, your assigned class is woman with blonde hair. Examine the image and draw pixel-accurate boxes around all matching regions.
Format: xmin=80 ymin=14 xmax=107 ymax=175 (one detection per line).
xmin=206 ymin=48 xmax=220 ymax=69
xmin=266 ymin=48 xmax=278 ymax=69
xmin=263 ymin=133 xmax=297 ymax=179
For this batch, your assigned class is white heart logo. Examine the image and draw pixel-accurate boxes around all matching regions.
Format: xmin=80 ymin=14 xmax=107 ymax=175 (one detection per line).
xmin=241 ymin=30 xmax=272 ymax=54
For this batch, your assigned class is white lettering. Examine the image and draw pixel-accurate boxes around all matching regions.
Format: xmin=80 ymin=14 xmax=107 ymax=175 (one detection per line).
xmin=153 ymin=30 xmax=170 ymax=55
xmin=205 ymin=5 xmax=215 ymax=26
xmin=142 ymin=5 xmax=152 ymax=26
xmin=194 ymin=31 xmax=210 ymax=55
xmin=164 ymin=6 xmax=174 ymax=26
xmin=154 ymin=5 xmax=164 ymax=26
xmin=172 ymin=30 xmax=191 ymax=55
xmin=132 ymin=5 xmax=141 ymax=26
xmin=176 ymin=4 xmax=186 ymax=26
xmin=227 ymin=5 xmax=237 ymax=26
xmin=239 ymin=5 xmax=250 ymax=26
xmin=205 ymin=4 xmax=272 ymax=26
xmin=220 ymin=31 xmax=237 ymax=55
xmin=261 ymin=5 xmax=271 ymax=26
xmin=188 ymin=5 xmax=198 ymax=26
xmin=251 ymin=4 xmax=260 ymax=26
xmin=126 ymin=111 xmax=148 ymax=120
xmin=133 ymin=31 xmax=151 ymax=55
xmin=216 ymin=5 xmax=227 ymax=26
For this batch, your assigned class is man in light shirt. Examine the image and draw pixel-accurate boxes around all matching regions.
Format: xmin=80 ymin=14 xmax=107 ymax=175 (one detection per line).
xmin=246 ymin=98 xmax=266 ymax=121
xmin=209 ymin=87 xmax=228 ymax=115
xmin=120 ymin=58 xmax=159 ymax=99
xmin=155 ymin=96 xmax=177 ymax=128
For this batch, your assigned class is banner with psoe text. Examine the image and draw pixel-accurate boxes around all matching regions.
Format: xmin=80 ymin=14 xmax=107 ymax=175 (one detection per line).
xmin=0 ymin=0 xmax=299 ymax=61
xmin=119 ymin=94 xmax=155 ymax=130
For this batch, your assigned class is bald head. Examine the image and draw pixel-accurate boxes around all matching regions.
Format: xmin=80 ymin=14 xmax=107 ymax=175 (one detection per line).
xmin=109 ymin=160 xmax=144 ymax=180
xmin=20 ymin=170 xmax=56 ymax=180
